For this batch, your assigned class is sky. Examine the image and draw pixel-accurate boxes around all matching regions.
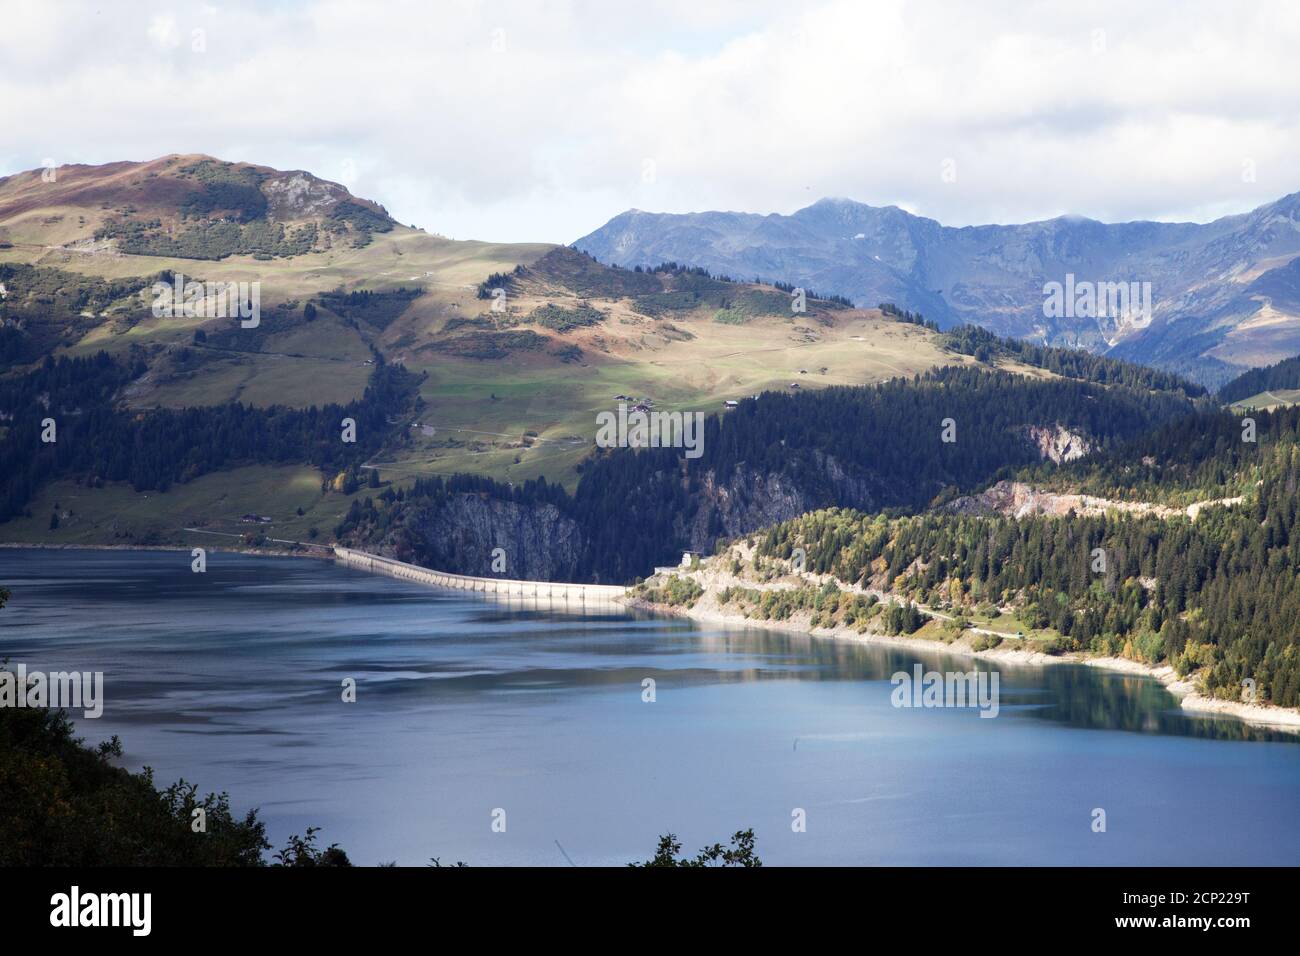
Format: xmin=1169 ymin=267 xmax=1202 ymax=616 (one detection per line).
xmin=2 ymin=0 xmax=1299 ymax=244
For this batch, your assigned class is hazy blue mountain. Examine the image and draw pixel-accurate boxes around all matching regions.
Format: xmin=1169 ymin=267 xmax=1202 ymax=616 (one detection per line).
xmin=576 ymin=194 xmax=1300 ymax=386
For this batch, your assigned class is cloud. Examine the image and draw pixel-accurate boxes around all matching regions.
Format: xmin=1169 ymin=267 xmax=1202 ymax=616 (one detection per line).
xmin=1 ymin=0 xmax=1298 ymax=242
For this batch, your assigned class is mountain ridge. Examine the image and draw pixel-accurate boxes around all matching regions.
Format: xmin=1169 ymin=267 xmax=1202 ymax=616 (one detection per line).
xmin=575 ymin=192 xmax=1300 ymax=386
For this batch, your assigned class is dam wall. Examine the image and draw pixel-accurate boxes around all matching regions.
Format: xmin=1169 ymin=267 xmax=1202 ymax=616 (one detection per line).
xmin=333 ymin=547 xmax=628 ymax=609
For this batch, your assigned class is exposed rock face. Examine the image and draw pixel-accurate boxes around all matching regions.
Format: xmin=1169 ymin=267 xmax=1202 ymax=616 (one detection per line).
xmin=680 ymin=454 xmax=883 ymax=551
xmin=375 ymin=493 xmax=586 ymax=582
xmin=942 ymin=480 xmax=1089 ymax=518
xmin=362 ymin=452 xmax=886 ymax=583
xmin=262 ymin=171 xmax=352 ymax=220
xmin=362 ymin=422 xmax=1099 ymax=584
xmin=1026 ymin=424 xmax=1091 ymax=463
xmin=681 ymin=466 xmax=809 ymax=550
xmin=942 ymin=479 xmax=1243 ymax=521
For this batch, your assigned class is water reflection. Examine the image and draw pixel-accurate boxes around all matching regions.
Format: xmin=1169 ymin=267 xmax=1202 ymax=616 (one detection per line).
xmin=614 ymin=612 xmax=1300 ymax=744
xmin=1 ymin=548 xmax=1297 ymax=866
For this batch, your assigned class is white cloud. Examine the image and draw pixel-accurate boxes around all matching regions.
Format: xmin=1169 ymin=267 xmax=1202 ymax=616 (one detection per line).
xmin=0 ymin=0 xmax=1298 ymax=242
xmin=146 ymin=15 xmax=182 ymax=50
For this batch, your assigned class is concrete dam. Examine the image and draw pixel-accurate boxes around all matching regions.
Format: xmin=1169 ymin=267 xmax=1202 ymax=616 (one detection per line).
xmin=332 ymin=547 xmax=629 ymax=609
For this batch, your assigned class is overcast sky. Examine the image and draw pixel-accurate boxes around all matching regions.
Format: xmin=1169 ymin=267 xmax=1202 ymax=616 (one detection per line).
xmin=2 ymin=0 xmax=1298 ymax=243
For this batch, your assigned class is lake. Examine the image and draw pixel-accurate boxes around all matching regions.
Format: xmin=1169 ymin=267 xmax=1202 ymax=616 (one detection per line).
xmin=1 ymin=548 xmax=1297 ymax=866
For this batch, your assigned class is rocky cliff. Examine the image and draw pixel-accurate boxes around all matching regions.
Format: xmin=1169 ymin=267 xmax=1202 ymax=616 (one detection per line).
xmin=679 ymin=454 xmax=883 ymax=552
xmin=371 ymin=493 xmax=586 ymax=582
xmin=1025 ymin=424 xmax=1092 ymax=463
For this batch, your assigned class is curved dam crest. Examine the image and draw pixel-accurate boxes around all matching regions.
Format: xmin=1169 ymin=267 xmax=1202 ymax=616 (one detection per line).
xmin=333 ymin=546 xmax=628 ymax=609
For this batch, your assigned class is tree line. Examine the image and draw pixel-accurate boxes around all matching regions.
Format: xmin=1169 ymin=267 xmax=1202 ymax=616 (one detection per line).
xmin=334 ymin=366 xmax=1199 ymax=583
xmin=1217 ymin=352 xmax=1300 ymax=404
xmin=751 ymin=438 xmax=1300 ymax=707
xmin=942 ymin=323 xmax=1207 ymax=397
xmin=0 ymin=353 xmax=421 ymax=522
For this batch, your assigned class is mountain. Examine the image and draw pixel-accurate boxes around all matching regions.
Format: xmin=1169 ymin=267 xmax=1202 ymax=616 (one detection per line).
xmin=0 ymin=155 xmax=1209 ymax=574
xmin=0 ymin=155 xmax=1000 ymax=551
xmin=0 ymin=155 xmax=933 ymax=482
xmin=0 ymin=154 xmax=398 ymax=259
xmin=574 ymin=193 xmax=1300 ymax=387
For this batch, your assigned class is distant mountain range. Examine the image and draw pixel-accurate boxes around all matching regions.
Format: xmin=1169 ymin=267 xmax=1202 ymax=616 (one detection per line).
xmin=575 ymin=194 xmax=1300 ymax=386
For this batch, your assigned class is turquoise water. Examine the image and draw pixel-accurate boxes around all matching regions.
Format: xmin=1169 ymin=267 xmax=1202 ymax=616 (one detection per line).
xmin=1 ymin=548 xmax=1297 ymax=866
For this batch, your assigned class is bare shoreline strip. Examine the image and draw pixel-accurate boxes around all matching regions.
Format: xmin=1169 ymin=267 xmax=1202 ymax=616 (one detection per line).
xmin=0 ymin=541 xmax=333 ymax=560
xmin=625 ymin=595 xmax=1300 ymax=735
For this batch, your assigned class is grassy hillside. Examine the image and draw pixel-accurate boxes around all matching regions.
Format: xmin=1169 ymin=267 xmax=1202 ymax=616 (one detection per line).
xmin=1217 ymin=353 xmax=1300 ymax=411
xmin=0 ymin=158 xmax=969 ymax=485
xmin=1226 ymin=388 xmax=1300 ymax=411
xmin=1 ymin=465 xmax=362 ymax=551
xmin=0 ymin=156 xmax=1202 ymax=549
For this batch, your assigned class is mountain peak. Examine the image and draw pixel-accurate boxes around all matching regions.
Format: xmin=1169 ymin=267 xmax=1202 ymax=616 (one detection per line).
xmin=575 ymin=189 xmax=1300 ymax=386
xmin=806 ymin=196 xmax=866 ymax=207
xmin=0 ymin=155 xmax=397 ymax=261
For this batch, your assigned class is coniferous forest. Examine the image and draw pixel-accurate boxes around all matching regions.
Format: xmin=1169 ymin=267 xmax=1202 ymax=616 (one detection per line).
xmin=4 ymin=334 xmax=1300 ymax=711
xmin=748 ymin=436 xmax=1300 ymax=707
xmin=332 ymin=363 xmax=1198 ymax=581
xmin=0 ymin=352 xmax=420 ymax=522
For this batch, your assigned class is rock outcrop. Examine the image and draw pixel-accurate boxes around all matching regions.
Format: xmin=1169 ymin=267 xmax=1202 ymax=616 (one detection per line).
xmin=372 ymin=493 xmax=586 ymax=582
xmin=1025 ymin=424 xmax=1091 ymax=463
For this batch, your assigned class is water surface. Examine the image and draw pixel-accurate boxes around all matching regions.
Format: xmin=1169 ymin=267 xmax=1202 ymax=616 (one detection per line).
xmin=1 ymin=549 xmax=1296 ymax=866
